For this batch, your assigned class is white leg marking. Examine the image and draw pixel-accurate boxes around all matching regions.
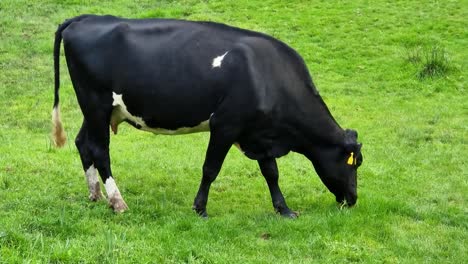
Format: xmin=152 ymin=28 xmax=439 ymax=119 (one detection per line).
xmin=104 ymin=177 xmax=128 ymax=213
xmin=104 ymin=177 xmax=119 ymax=199
xmin=85 ymin=165 xmax=103 ymax=201
xmin=212 ymin=52 xmax=229 ymax=68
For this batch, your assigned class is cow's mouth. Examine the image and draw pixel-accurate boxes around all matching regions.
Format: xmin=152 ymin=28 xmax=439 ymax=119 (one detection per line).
xmin=336 ymin=193 xmax=357 ymax=208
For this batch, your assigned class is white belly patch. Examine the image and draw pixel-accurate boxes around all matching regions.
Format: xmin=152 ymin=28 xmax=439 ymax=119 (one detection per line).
xmin=110 ymin=92 xmax=210 ymax=135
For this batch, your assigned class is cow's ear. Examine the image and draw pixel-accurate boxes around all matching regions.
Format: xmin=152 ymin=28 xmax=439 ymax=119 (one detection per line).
xmin=346 ymin=144 xmax=362 ymax=166
xmin=356 ymin=144 xmax=363 ymax=166
xmin=344 ymin=143 xmax=355 ymax=154
xmin=344 ymin=129 xmax=358 ymax=153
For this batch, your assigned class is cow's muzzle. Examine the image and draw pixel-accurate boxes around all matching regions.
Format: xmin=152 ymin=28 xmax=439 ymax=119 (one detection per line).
xmin=336 ymin=192 xmax=357 ymax=207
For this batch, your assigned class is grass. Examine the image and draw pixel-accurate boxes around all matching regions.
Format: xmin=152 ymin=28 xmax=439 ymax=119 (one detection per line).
xmin=0 ymin=0 xmax=466 ymax=263
xmin=406 ymin=45 xmax=451 ymax=79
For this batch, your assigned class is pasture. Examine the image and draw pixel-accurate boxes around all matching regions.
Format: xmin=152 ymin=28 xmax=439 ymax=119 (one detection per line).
xmin=0 ymin=0 xmax=466 ymax=263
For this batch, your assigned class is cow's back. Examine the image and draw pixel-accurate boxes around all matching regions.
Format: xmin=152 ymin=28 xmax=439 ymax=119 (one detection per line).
xmin=61 ymin=15 xmax=314 ymax=134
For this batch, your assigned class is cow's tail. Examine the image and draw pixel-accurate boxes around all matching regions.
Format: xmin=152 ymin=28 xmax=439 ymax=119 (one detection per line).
xmin=51 ymin=15 xmax=88 ymax=148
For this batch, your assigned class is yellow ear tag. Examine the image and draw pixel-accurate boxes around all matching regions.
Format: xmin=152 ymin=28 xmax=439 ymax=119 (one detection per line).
xmin=347 ymin=152 xmax=355 ymax=165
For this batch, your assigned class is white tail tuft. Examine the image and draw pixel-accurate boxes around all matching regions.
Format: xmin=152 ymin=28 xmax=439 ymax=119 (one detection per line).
xmin=51 ymin=106 xmax=67 ymax=147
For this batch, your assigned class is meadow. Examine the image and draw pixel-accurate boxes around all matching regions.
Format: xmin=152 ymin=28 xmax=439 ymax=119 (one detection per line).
xmin=0 ymin=0 xmax=466 ymax=263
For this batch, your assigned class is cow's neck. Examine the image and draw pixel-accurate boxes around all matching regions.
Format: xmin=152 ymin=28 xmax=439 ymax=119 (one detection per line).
xmin=297 ymin=93 xmax=344 ymax=146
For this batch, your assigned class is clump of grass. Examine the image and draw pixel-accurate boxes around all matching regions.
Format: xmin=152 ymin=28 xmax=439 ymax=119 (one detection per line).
xmin=418 ymin=45 xmax=450 ymax=79
xmin=406 ymin=45 xmax=450 ymax=79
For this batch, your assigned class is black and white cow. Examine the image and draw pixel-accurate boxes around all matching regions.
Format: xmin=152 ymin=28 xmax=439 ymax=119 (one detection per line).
xmin=52 ymin=15 xmax=363 ymax=217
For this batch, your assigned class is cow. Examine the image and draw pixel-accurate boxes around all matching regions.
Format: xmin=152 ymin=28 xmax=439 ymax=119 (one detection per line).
xmin=51 ymin=15 xmax=363 ymax=218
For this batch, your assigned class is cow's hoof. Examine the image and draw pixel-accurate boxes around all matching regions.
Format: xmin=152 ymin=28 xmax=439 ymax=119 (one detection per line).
xmin=192 ymin=206 xmax=208 ymax=218
xmin=281 ymin=211 xmax=299 ymax=219
xmin=109 ymin=197 xmax=128 ymax=213
xmin=277 ymin=209 xmax=299 ymax=219
xmin=89 ymin=191 xmax=104 ymax=202
xmin=88 ymin=182 xmax=103 ymax=201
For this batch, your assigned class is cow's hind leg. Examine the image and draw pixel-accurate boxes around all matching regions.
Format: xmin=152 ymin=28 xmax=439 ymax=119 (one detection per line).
xmin=78 ymin=105 xmax=128 ymax=213
xmin=258 ymin=158 xmax=298 ymax=218
xmin=66 ymin=54 xmax=127 ymax=212
xmin=193 ymin=127 xmax=237 ymax=217
xmin=75 ymin=121 xmax=103 ymax=201
xmin=88 ymin=117 xmax=128 ymax=213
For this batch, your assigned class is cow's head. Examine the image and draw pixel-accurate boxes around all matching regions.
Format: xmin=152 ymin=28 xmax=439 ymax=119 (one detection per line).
xmin=307 ymin=129 xmax=363 ymax=207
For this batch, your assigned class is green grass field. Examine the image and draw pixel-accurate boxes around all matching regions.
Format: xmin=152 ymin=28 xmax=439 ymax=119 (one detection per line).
xmin=0 ymin=0 xmax=466 ymax=263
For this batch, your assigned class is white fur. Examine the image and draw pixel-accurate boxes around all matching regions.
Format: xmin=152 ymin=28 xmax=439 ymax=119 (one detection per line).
xmin=104 ymin=176 xmax=128 ymax=212
xmin=85 ymin=165 xmax=102 ymax=199
xmin=111 ymin=92 xmax=142 ymax=127
xmin=145 ymin=120 xmax=210 ymax=135
xmin=51 ymin=106 xmax=66 ymax=147
xmin=212 ymin=52 xmax=229 ymax=68
xmin=85 ymin=165 xmax=99 ymax=188
xmin=104 ymin=177 xmax=119 ymax=198
xmin=111 ymin=92 xmax=211 ymax=135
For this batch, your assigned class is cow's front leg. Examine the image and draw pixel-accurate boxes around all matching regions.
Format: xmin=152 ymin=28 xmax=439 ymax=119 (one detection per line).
xmin=193 ymin=130 xmax=234 ymax=217
xmin=258 ymin=158 xmax=298 ymax=218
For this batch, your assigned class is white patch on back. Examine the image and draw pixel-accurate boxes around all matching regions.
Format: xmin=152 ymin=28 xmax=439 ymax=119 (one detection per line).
xmin=212 ymin=52 xmax=229 ymax=68
xmin=111 ymin=92 xmax=211 ymax=135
